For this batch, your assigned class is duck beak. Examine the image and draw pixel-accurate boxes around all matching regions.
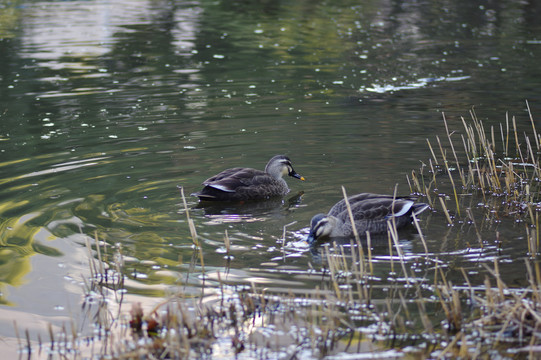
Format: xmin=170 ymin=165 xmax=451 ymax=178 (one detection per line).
xmin=305 ymin=231 xmax=316 ymax=245
xmin=289 ymin=169 xmax=305 ymax=181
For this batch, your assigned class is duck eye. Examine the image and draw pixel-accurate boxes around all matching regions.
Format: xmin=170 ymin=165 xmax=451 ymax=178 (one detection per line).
xmin=315 ymin=220 xmax=327 ymax=231
xmin=315 ymin=222 xmax=327 ymax=237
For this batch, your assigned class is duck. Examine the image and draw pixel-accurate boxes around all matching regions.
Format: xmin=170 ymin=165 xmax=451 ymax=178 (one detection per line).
xmin=306 ymin=193 xmax=429 ymax=245
xmin=192 ymin=155 xmax=305 ymax=202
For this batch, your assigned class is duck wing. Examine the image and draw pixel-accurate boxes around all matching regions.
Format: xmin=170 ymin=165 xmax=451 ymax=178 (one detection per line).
xmin=203 ymin=167 xmax=271 ymax=192
xmin=328 ymin=193 xmax=417 ymax=217
xmin=330 ymin=194 xmax=417 ymax=221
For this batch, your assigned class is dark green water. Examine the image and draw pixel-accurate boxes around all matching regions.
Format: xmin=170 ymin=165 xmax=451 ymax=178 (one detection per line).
xmin=1 ymin=0 xmax=541 ymax=356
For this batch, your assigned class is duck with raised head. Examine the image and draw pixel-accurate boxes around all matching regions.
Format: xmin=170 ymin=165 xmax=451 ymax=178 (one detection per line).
xmin=306 ymin=193 xmax=429 ymax=245
xmin=192 ymin=155 xmax=305 ymax=202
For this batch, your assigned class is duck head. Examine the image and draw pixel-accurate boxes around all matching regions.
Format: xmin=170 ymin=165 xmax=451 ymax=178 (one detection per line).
xmin=266 ymin=155 xmax=305 ymax=181
xmin=306 ymin=213 xmax=336 ymax=245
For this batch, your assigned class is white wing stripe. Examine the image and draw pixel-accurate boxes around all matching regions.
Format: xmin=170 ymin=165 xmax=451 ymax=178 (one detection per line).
xmin=208 ymin=184 xmax=236 ymax=192
xmin=392 ymin=201 xmax=413 ymax=217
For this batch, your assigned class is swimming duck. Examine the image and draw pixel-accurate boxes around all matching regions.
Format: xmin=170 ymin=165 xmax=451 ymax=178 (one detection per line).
xmin=306 ymin=193 xmax=429 ymax=244
xmin=193 ymin=155 xmax=305 ymax=202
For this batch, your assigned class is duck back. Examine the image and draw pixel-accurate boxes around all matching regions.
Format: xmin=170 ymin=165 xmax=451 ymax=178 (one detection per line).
xmin=330 ymin=193 xmax=421 ymax=236
xmin=195 ymin=168 xmax=289 ymax=201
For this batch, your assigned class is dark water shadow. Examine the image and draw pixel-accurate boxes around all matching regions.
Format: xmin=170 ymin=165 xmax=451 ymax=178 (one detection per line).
xmin=193 ymin=191 xmax=304 ymax=217
xmin=308 ymin=225 xmax=422 ymax=264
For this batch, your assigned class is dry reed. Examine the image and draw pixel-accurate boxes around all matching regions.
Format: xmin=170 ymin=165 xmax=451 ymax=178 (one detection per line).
xmin=411 ymin=105 xmax=541 ymax=230
xmin=16 ymin=106 xmax=541 ymax=359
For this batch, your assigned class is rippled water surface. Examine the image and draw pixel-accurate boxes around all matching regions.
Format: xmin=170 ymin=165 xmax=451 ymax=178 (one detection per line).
xmin=2 ymin=0 xmax=541 ymax=357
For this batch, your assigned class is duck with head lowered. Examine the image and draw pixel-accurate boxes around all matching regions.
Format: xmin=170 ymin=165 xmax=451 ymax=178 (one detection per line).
xmin=192 ymin=155 xmax=305 ymax=202
xmin=306 ymin=193 xmax=429 ymax=245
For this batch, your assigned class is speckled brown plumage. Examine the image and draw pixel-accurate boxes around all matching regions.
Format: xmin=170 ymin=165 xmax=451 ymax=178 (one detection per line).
xmin=192 ymin=155 xmax=304 ymax=202
xmin=307 ymin=193 xmax=429 ymax=244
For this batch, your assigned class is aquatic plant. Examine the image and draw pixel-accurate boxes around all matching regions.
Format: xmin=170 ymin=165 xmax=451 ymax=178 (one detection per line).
xmin=15 ymin=105 xmax=541 ymax=359
xmin=409 ymin=101 xmax=541 ymax=227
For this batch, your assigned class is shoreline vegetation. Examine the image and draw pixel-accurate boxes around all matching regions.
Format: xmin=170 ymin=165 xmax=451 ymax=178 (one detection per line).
xmin=15 ymin=104 xmax=541 ymax=359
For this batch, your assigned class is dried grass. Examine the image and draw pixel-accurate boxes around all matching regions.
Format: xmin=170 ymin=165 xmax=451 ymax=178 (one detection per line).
xmin=15 ymin=105 xmax=541 ymax=359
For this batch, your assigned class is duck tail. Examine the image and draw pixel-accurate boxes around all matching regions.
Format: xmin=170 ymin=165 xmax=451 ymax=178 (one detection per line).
xmin=412 ymin=203 xmax=430 ymax=216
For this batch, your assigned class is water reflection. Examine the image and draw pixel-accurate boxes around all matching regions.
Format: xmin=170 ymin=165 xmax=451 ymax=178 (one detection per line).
xmin=301 ymin=227 xmax=424 ymax=264
xmin=1 ymin=0 xmax=541 ymax=356
xmin=19 ymin=0 xmax=200 ymax=63
xmin=194 ymin=191 xmax=304 ymax=224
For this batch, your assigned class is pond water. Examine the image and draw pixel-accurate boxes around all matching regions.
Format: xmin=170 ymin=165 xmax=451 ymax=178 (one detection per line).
xmin=1 ymin=0 xmax=541 ymax=357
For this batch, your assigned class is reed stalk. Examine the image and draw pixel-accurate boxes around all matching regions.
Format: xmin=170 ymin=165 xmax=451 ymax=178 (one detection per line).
xmin=412 ymin=213 xmax=428 ymax=257
xmin=366 ymin=232 xmax=374 ymax=276
xmin=341 ymin=186 xmax=366 ymax=274
xmin=349 ymin=238 xmax=364 ymax=301
xmin=324 ymin=244 xmax=342 ymax=301
xmin=466 ymin=208 xmax=483 ymax=248
xmin=179 ymin=186 xmax=205 ymax=275
xmin=429 ymin=158 xmax=437 ymax=187
xmin=443 ymin=113 xmax=466 ymax=187
xmin=416 ymin=297 xmax=433 ymax=334
xmin=436 ymin=135 xmax=461 ymax=216
xmin=388 ymin=218 xmax=409 ymax=284
xmin=438 ymin=197 xmax=453 ymax=225
xmin=224 ymin=229 xmax=231 ymax=255
xmin=94 ymin=230 xmax=104 ymax=276
xmin=526 ymin=100 xmax=540 ymax=151
xmin=280 ymin=221 xmax=297 ymax=259
xmin=387 ymin=227 xmax=394 ymax=275
xmin=512 ymin=115 xmax=526 ymax=167
xmin=426 ymin=138 xmax=439 ymax=166
xmin=503 ymin=113 xmax=510 ymax=158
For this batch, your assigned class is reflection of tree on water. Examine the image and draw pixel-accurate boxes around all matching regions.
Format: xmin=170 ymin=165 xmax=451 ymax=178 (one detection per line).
xmin=0 ymin=207 xmax=63 ymax=305
xmin=0 ymin=254 xmax=30 ymax=306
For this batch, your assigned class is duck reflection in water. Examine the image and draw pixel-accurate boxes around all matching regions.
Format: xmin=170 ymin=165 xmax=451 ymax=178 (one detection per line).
xmin=307 ymin=226 xmax=423 ymax=264
xmin=194 ymin=191 xmax=304 ymax=223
